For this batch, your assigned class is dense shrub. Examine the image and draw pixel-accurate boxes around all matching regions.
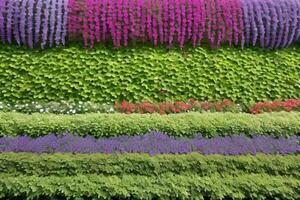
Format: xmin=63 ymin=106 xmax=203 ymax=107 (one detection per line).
xmin=1 ymin=132 xmax=299 ymax=155
xmin=0 ymin=173 xmax=299 ymax=199
xmin=0 ymin=44 xmax=299 ymax=103
xmin=1 ymin=153 xmax=299 ymax=177
xmin=0 ymin=112 xmax=300 ymax=137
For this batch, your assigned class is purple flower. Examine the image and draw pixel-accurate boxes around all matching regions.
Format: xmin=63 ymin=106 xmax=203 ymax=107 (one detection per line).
xmin=42 ymin=0 xmax=50 ymax=48
xmin=48 ymin=0 xmax=57 ymax=47
xmin=13 ymin=0 xmax=21 ymax=45
xmin=35 ymin=0 xmax=43 ymax=44
xmin=55 ymin=0 xmax=63 ymax=46
xmin=20 ymin=0 xmax=28 ymax=45
xmin=27 ymin=0 xmax=34 ymax=48
xmin=253 ymin=0 xmax=265 ymax=48
xmin=6 ymin=0 xmax=14 ymax=43
xmin=286 ymin=0 xmax=298 ymax=46
xmin=275 ymin=0 xmax=285 ymax=48
xmin=0 ymin=132 xmax=299 ymax=155
xmin=266 ymin=0 xmax=277 ymax=48
xmin=281 ymin=0 xmax=290 ymax=48
xmin=270 ymin=0 xmax=280 ymax=49
xmin=295 ymin=0 xmax=300 ymax=41
xmin=61 ymin=0 xmax=68 ymax=45
xmin=0 ymin=0 xmax=6 ymax=43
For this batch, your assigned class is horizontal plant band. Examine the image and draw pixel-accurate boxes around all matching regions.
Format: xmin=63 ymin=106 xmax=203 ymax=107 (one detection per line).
xmin=1 ymin=132 xmax=299 ymax=155
xmin=0 ymin=0 xmax=300 ymax=48
xmin=0 ymin=112 xmax=299 ymax=137
xmin=0 ymin=153 xmax=299 ymax=177
xmin=0 ymin=174 xmax=299 ymax=199
xmin=0 ymin=44 xmax=299 ymax=103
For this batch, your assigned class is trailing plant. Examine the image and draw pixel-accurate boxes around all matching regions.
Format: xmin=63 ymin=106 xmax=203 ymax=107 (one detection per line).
xmin=241 ymin=0 xmax=300 ymax=48
xmin=0 ymin=0 xmax=68 ymax=48
xmin=68 ymin=0 xmax=244 ymax=48
xmin=1 ymin=0 xmax=300 ymax=48
xmin=0 ymin=112 xmax=300 ymax=137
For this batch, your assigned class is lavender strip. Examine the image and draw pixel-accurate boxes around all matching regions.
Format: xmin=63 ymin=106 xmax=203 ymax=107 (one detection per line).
xmin=20 ymin=0 xmax=28 ymax=45
xmin=6 ymin=0 xmax=14 ymax=43
xmin=27 ymin=0 xmax=34 ymax=48
xmin=13 ymin=0 xmax=21 ymax=45
xmin=0 ymin=0 xmax=6 ymax=43
xmin=0 ymin=132 xmax=299 ymax=155
xmin=61 ymin=0 xmax=68 ymax=45
xmin=34 ymin=0 xmax=43 ymax=44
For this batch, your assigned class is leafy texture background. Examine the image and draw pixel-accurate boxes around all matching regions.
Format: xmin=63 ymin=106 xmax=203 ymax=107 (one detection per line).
xmin=0 ymin=43 xmax=299 ymax=103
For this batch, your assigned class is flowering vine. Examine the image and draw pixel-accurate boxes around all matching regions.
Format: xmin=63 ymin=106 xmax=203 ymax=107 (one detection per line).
xmin=0 ymin=0 xmax=299 ymax=49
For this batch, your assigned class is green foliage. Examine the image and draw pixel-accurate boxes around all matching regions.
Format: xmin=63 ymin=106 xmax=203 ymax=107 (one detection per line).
xmin=0 ymin=43 xmax=299 ymax=103
xmin=0 ymin=112 xmax=299 ymax=137
xmin=0 ymin=153 xmax=299 ymax=178
xmin=0 ymin=173 xmax=299 ymax=199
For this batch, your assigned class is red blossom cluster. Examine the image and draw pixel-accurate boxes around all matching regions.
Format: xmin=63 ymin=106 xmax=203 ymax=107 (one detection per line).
xmin=249 ymin=99 xmax=300 ymax=114
xmin=114 ymin=99 xmax=240 ymax=114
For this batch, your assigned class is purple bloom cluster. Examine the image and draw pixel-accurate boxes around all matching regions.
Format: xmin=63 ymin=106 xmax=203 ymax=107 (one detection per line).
xmin=0 ymin=132 xmax=299 ymax=155
xmin=0 ymin=0 xmax=68 ymax=48
xmin=241 ymin=0 xmax=300 ymax=49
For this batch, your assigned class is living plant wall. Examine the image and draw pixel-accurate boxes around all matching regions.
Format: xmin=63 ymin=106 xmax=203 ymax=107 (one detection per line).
xmin=0 ymin=0 xmax=300 ymax=199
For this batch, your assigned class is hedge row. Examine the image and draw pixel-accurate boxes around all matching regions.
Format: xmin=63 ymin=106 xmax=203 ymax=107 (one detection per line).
xmin=0 ymin=173 xmax=299 ymax=199
xmin=0 ymin=44 xmax=299 ymax=103
xmin=1 ymin=153 xmax=299 ymax=177
xmin=1 ymin=112 xmax=299 ymax=137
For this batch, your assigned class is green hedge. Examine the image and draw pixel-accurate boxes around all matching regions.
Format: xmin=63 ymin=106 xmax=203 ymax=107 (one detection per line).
xmin=1 ymin=112 xmax=299 ymax=137
xmin=0 ymin=43 xmax=299 ymax=103
xmin=0 ymin=173 xmax=299 ymax=199
xmin=0 ymin=153 xmax=299 ymax=177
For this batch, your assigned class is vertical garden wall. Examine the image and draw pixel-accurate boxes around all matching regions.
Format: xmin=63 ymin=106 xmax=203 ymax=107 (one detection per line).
xmin=0 ymin=0 xmax=299 ymax=199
